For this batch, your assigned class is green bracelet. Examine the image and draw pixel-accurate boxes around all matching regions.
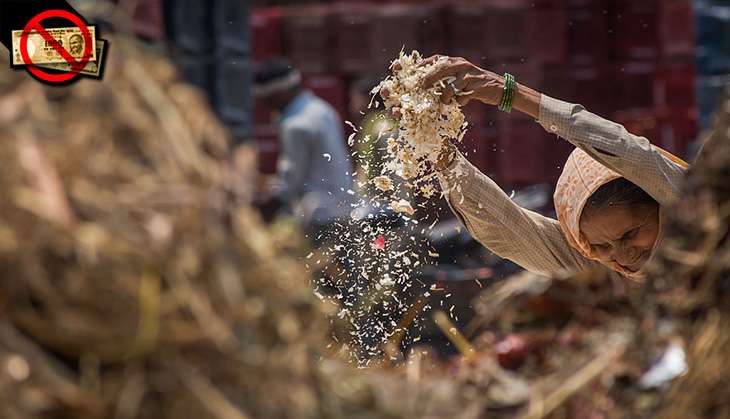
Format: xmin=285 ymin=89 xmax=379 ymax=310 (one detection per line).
xmin=498 ymin=73 xmax=516 ymax=113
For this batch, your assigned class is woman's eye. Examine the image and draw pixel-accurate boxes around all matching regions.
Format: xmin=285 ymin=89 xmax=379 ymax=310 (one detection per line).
xmin=624 ymin=227 xmax=639 ymax=240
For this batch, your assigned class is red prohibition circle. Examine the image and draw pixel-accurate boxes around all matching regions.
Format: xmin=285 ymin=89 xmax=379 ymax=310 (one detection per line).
xmin=19 ymin=10 xmax=93 ymax=83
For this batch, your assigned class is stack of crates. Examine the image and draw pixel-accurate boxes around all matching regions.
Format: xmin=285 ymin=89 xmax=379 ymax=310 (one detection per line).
xmin=608 ymin=0 xmax=698 ymax=162
xmin=160 ymin=0 xmax=254 ymax=140
xmin=250 ymin=0 xmax=700 ymax=183
xmin=696 ymin=0 xmax=730 ymax=129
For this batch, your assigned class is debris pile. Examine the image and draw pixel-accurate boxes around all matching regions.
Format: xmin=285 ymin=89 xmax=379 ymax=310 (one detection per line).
xmin=0 ymin=36 xmax=336 ymax=419
xmin=643 ymin=86 xmax=730 ymax=419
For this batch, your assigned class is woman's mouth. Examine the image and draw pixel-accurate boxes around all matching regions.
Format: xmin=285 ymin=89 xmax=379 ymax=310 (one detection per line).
xmin=621 ymin=251 xmax=649 ymax=272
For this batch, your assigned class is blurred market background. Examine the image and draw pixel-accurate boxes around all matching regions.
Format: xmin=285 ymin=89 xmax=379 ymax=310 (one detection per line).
xmin=140 ymin=0 xmax=725 ymax=240
xmin=117 ymin=0 xmax=729 ymax=186
xmin=102 ymin=0 xmax=730 ymax=350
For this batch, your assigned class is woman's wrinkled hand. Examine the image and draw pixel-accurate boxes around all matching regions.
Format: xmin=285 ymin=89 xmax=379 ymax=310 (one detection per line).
xmin=420 ymin=55 xmax=504 ymax=106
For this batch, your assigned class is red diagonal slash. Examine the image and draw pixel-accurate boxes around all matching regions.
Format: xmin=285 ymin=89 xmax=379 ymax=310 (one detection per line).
xmin=31 ymin=23 xmax=86 ymax=72
xmin=19 ymin=10 xmax=93 ymax=83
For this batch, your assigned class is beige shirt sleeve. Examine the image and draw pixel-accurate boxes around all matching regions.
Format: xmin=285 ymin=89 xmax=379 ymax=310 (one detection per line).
xmin=437 ymin=94 xmax=687 ymax=276
xmin=437 ymin=151 xmax=601 ymax=276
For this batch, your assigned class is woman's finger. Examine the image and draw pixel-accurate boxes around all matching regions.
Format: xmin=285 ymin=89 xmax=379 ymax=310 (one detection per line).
xmin=441 ymin=82 xmax=455 ymax=104
xmin=440 ymin=76 xmax=469 ymax=104
xmin=421 ymin=54 xmax=444 ymax=66
xmin=422 ymin=59 xmax=472 ymax=89
xmin=422 ymin=61 xmax=460 ymax=89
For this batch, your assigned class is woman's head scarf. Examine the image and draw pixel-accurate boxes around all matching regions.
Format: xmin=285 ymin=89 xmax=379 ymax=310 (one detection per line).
xmin=554 ymin=147 xmax=688 ymax=278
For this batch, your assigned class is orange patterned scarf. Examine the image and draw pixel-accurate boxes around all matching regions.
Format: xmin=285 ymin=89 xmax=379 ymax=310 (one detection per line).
xmin=554 ymin=147 xmax=688 ymax=278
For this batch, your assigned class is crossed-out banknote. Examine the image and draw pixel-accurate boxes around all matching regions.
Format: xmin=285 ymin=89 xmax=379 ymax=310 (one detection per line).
xmin=36 ymin=39 xmax=107 ymax=77
xmin=12 ymin=26 xmax=97 ymax=65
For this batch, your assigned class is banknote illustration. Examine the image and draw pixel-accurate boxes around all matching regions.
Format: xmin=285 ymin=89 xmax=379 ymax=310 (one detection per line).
xmin=12 ymin=26 xmax=97 ymax=65
xmin=36 ymin=39 xmax=106 ymax=77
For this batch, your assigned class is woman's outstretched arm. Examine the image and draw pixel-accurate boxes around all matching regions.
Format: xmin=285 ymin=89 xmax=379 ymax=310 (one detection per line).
xmin=436 ymin=146 xmax=602 ymax=276
xmin=508 ymin=80 xmax=687 ymax=207
xmin=423 ymin=55 xmax=688 ymax=207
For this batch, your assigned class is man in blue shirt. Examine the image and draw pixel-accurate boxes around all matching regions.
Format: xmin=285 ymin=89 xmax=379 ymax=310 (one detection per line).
xmin=254 ymin=59 xmax=355 ymax=229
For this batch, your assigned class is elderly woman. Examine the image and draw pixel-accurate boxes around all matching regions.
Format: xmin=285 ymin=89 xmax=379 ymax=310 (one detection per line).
xmin=401 ymin=56 xmax=689 ymax=279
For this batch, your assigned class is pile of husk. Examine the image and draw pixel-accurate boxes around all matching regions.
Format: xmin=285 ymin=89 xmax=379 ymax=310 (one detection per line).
xmin=0 ymin=35 xmax=527 ymax=419
xmin=0 ymin=34 xmax=341 ymax=419
xmin=642 ymin=86 xmax=730 ymax=419
xmin=1 ymin=29 xmax=730 ymax=419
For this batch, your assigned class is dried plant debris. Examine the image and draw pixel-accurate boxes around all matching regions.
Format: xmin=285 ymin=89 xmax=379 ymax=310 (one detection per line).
xmin=389 ymin=199 xmax=416 ymax=216
xmin=373 ymin=175 xmax=394 ymax=192
xmin=315 ymin=50 xmax=474 ymax=362
xmin=641 ymin=90 xmax=730 ymax=419
xmin=378 ymin=50 xmax=467 ymax=185
xmin=0 ymin=35 xmax=336 ymax=419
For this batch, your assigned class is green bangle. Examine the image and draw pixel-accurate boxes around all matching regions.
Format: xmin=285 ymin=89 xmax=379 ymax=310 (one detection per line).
xmin=499 ymin=73 xmax=516 ymax=113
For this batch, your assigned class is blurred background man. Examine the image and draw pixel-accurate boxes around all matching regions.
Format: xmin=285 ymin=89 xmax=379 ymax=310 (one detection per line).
xmin=253 ymin=58 xmax=355 ymax=231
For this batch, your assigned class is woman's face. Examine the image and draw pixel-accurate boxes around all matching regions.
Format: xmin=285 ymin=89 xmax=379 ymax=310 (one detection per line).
xmin=580 ymin=203 xmax=660 ymax=273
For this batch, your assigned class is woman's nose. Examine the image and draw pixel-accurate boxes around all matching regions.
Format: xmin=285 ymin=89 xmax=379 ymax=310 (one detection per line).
xmin=613 ymin=245 xmax=638 ymax=266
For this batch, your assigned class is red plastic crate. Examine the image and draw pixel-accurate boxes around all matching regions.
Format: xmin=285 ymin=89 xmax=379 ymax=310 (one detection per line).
xmin=613 ymin=108 xmax=698 ymax=157
xmin=331 ymin=3 xmax=376 ymax=74
xmin=282 ymin=5 xmax=332 ymax=74
xmin=658 ymin=108 xmax=698 ymax=156
xmin=251 ymin=7 xmax=284 ymax=62
xmin=613 ymin=0 xmax=695 ymax=61
xmin=371 ymin=3 xmax=446 ymax=71
xmin=129 ymin=0 xmax=166 ymax=41
xmin=539 ymin=65 xmax=574 ymax=104
xmin=577 ymin=66 xmax=616 ymax=116
xmin=541 ymin=65 xmax=615 ymax=117
xmin=526 ymin=5 xmax=569 ymax=65
xmin=461 ymin=101 xmax=499 ymax=129
xmin=448 ymin=0 xmax=538 ymax=64
xmin=612 ymin=0 xmax=660 ymax=61
xmin=302 ymin=75 xmax=349 ymax=120
xmin=567 ymin=1 xmax=611 ymax=66
xmin=531 ymin=0 xmax=569 ymax=8
xmin=447 ymin=1 xmax=492 ymax=66
xmin=488 ymin=0 xmax=531 ymax=61
xmin=659 ymin=0 xmax=696 ymax=58
xmin=419 ymin=2 xmax=448 ymax=58
xmin=614 ymin=61 xmax=657 ymax=111
xmin=497 ymin=113 xmax=551 ymax=186
xmin=613 ymin=109 xmax=657 ymax=141
xmin=653 ymin=60 xmax=697 ymax=110
xmin=370 ymin=0 xmax=426 ymax=3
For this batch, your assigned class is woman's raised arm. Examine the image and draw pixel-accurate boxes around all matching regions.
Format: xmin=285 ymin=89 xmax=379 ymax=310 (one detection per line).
xmin=422 ymin=55 xmax=688 ymax=207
